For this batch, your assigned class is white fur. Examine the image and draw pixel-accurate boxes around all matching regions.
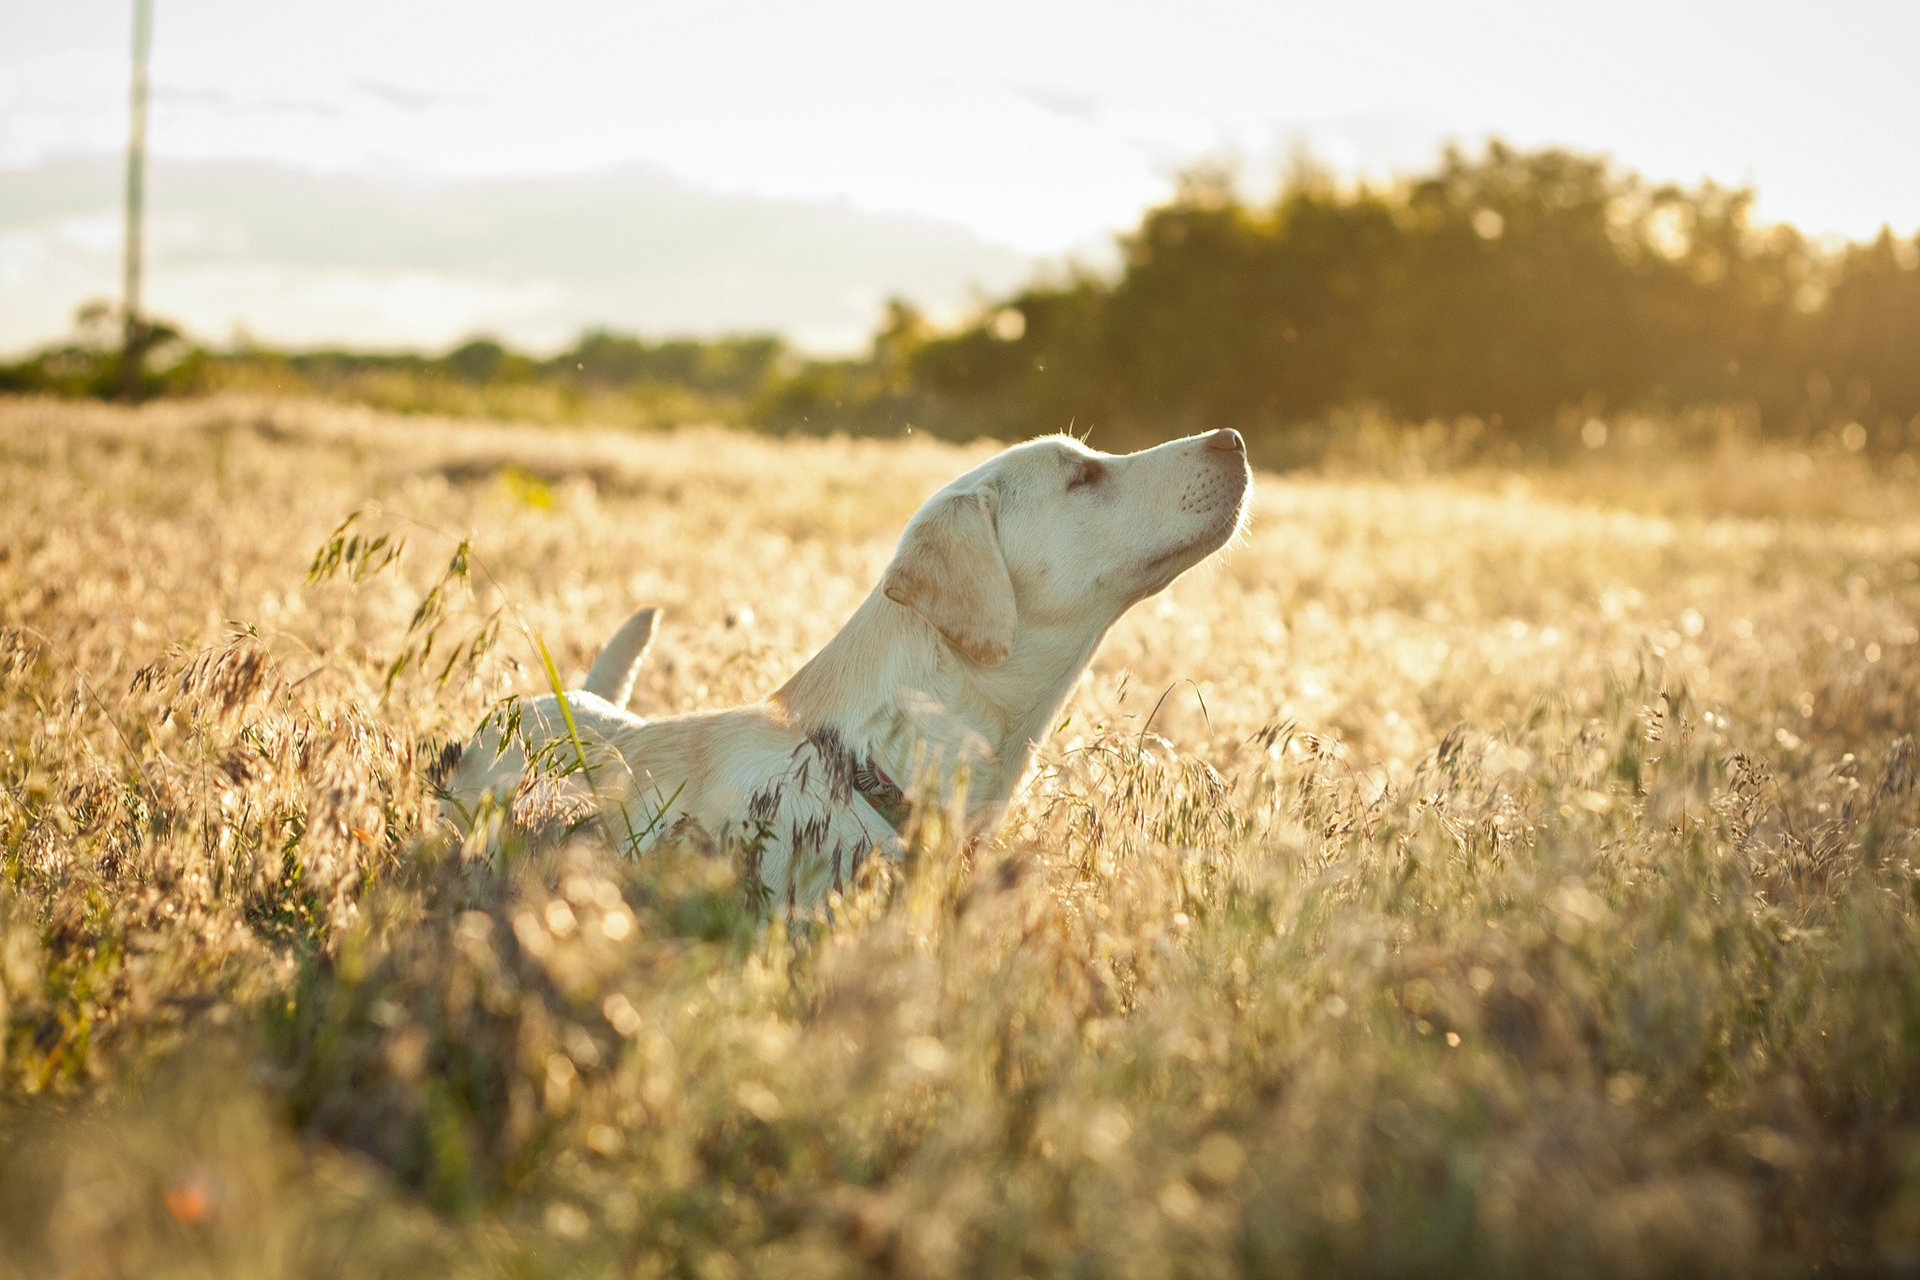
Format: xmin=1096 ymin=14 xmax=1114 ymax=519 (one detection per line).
xmin=580 ymin=606 xmax=656 ymax=707
xmin=439 ymin=428 xmax=1251 ymax=908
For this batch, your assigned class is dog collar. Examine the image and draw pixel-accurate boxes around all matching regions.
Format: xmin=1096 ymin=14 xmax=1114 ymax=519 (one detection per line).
xmin=851 ymin=758 xmax=912 ymax=834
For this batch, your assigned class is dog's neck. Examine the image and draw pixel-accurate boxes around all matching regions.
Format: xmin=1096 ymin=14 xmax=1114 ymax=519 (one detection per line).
xmin=772 ymin=588 xmax=1108 ymax=827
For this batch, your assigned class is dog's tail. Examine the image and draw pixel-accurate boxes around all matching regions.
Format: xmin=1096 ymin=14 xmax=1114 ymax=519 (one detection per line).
xmin=581 ymin=607 xmax=659 ymax=708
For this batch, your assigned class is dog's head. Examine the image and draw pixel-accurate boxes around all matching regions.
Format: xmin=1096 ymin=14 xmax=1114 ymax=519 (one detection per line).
xmin=882 ymin=429 xmax=1250 ymax=664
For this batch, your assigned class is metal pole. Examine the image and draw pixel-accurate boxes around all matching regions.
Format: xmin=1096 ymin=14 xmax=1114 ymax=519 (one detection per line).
xmin=120 ymin=0 xmax=153 ymax=401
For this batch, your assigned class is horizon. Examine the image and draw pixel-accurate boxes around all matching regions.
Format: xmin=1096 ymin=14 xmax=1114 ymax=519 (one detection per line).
xmin=5 ymin=0 xmax=1918 ymax=355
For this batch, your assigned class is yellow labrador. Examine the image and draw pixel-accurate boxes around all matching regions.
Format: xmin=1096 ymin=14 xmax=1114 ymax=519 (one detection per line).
xmin=439 ymin=429 xmax=1250 ymax=907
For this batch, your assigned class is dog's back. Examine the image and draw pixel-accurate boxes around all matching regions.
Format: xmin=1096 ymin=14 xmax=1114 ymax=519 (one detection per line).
xmin=438 ymin=692 xmax=898 ymax=903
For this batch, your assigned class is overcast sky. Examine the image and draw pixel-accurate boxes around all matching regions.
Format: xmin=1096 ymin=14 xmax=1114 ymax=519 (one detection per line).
xmin=4 ymin=0 xmax=1917 ymax=352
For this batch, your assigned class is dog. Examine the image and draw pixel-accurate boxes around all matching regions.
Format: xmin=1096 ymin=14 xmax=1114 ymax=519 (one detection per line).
xmin=438 ymin=428 xmax=1251 ymax=908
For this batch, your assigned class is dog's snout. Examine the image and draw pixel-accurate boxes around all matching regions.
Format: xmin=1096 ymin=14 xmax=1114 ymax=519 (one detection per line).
xmin=1206 ymin=428 xmax=1244 ymax=455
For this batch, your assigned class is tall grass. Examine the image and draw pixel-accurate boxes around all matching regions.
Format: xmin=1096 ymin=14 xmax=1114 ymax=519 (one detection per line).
xmin=2 ymin=394 xmax=1917 ymax=1276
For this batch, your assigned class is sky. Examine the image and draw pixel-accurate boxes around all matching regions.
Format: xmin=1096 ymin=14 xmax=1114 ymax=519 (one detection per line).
xmin=3 ymin=0 xmax=1917 ymax=353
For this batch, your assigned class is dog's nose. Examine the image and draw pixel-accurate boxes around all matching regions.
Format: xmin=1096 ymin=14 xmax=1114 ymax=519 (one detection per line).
xmin=1206 ymin=428 xmax=1244 ymax=454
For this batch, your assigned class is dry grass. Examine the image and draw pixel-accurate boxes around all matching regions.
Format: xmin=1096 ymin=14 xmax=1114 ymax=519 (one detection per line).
xmin=2 ymin=393 xmax=1918 ymax=1277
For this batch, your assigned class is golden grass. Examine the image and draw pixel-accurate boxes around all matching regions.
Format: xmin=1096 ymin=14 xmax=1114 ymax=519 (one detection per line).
xmin=2 ymin=393 xmax=1918 ymax=1277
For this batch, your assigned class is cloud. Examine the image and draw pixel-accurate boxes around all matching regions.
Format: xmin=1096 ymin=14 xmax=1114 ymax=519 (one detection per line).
xmin=1006 ymin=82 xmax=1107 ymax=126
xmin=153 ymin=85 xmax=341 ymax=118
xmin=0 ymin=157 xmax=1035 ymax=354
xmin=350 ymin=79 xmax=483 ymax=113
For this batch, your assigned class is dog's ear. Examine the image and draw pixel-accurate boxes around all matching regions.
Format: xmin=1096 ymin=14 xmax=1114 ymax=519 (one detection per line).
xmin=882 ymin=490 xmax=1015 ymax=665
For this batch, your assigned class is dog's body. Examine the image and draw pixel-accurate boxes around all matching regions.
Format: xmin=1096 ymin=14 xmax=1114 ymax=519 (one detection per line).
xmin=439 ymin=428 xmax=1251 ymax=906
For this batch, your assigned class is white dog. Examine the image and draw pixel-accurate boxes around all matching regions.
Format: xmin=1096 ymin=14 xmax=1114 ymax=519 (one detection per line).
xmin=438 ymin=428 xmax=1250 ymax=908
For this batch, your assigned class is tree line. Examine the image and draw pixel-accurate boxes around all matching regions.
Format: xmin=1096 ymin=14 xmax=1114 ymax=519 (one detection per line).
xmin=0 ymin=314 xmax=781 ymax=418
xmin=7 ymin=142 xmax=1916 ymax=451
xmin=768 ymin=143 xmax=1920 ymax=450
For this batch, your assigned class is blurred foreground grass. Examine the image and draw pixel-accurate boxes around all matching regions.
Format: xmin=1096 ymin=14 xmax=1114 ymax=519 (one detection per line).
xmin=2 ymin=395 xmax=1918 ymax=1277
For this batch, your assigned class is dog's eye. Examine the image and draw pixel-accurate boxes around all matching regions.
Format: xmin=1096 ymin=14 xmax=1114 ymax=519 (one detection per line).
xmin=1066 ymin=460 xmax=1105 ymax=491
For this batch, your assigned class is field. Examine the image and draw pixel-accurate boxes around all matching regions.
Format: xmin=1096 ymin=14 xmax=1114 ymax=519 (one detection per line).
xmin=2 ymin=395 xmax=1919 ymax=1277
